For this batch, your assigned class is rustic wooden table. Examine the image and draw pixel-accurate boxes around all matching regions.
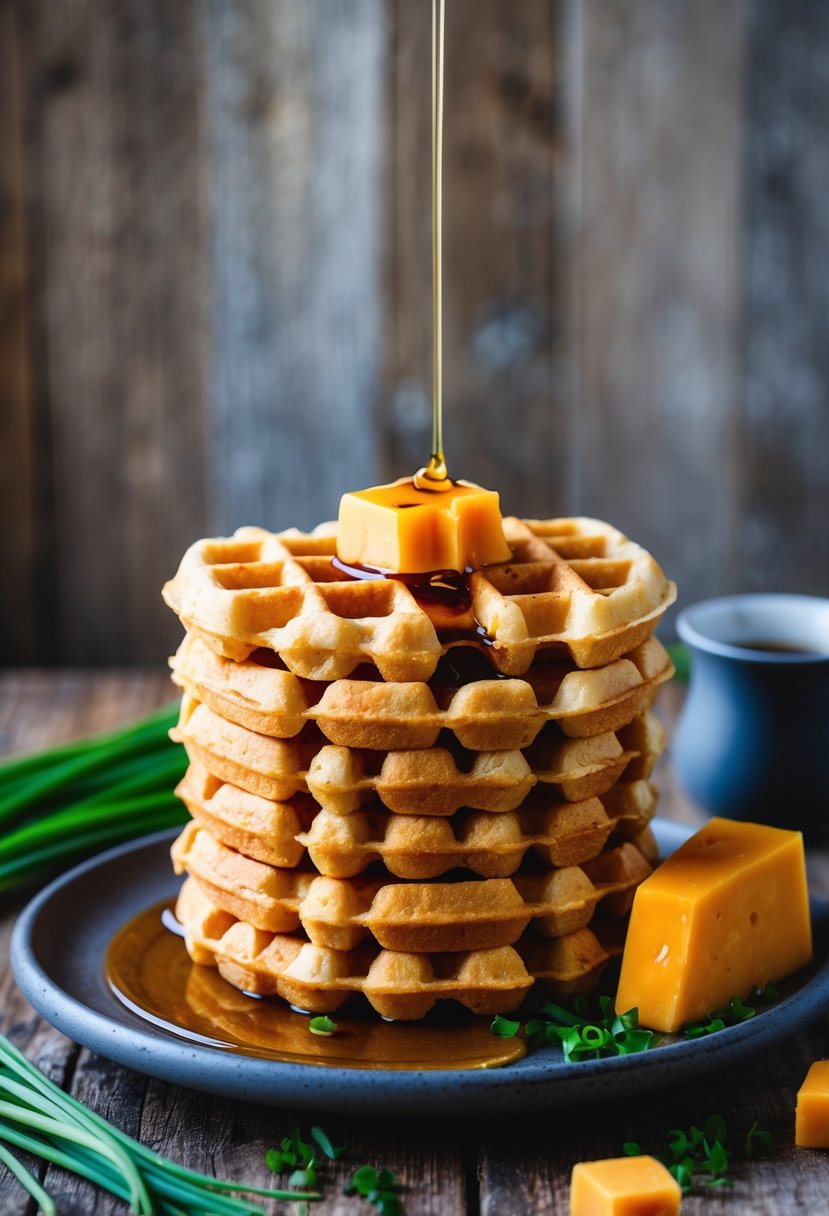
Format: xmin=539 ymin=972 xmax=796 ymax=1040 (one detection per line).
xmin=1 ymin=671 xmax=828 ymax=1215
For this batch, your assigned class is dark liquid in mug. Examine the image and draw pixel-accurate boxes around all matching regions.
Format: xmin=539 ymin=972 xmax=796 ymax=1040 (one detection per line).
xmin=730 ymin=640 xmax=823 ymax=654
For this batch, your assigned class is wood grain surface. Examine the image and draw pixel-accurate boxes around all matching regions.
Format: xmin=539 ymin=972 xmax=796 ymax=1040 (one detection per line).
xmin=1 ymin=670 xmax=828 ymax=1215
xmin=1 ymin=0 xmax=828 ymax=664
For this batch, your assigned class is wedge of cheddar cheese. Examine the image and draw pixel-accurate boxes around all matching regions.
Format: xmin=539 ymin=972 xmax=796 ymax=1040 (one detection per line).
xmin=615 ymin=818 xmax=812 ymax=1033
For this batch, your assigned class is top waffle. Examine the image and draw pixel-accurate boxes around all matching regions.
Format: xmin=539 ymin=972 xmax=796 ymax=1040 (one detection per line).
xmin=162 ymin=517 xmax=676 ymax=679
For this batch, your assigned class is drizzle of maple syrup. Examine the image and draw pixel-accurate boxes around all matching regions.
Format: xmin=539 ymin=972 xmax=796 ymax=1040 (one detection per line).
xmin=413 ymin=0 xmax=451 ymax=496
xmin=105 ymin=902 xmax=526 ymax=1071
xmin=330 ymin=556 xmax=491 ymax=641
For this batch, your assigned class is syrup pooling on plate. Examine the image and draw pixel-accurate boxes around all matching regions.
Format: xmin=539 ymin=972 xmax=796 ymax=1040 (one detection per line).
xmin=105 ymin=901 xmax=526 ymax=1070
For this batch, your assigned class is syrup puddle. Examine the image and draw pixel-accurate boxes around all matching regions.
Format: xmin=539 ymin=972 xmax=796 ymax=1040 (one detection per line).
xmin=105 ymin=902 xmax=526 ymax=1071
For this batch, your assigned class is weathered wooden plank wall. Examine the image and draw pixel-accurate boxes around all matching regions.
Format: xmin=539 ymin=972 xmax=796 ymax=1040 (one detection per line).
xmin=737 ymin=0 xmax=829 ymax=595
xmin=6 ymin=0 xmax=208 ymax=664
xmin=204 ymin=0 xmax=385 ymax=536
xmin=574 ymin=0 xmax=745 ymax=604
xmin=0 ymin=1 xmax=35 ymax=664
xmin=1 ymin=0 xmax=828 ymax=665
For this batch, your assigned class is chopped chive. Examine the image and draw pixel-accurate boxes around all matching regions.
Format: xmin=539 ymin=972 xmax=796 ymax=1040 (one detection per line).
xmin=309 ymin=1016 xmax=337 ymax=1037
xmin=310 ymin=1126 xmax=344 ymax=1161
xmin=491 ymin=997 xmax=655 ymax=1060
xmin=489 ymin=1016 xmax=520 ymax=1039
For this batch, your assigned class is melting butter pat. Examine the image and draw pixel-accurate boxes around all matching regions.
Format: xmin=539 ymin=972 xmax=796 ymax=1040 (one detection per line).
xmin=570 ymin=1156 xmax=681 ymax=1215
xmin=337 ymin=477 xmax=511 ymax=574
xmin=615 ymin=818 xmax=812 ymax=1033
xmin=796 ymin=1060 xmax=829 ymax=1148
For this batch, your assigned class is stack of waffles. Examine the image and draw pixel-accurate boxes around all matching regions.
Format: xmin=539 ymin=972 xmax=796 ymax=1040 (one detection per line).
xmin=162 ymin=516 xmax=676 ymax=1020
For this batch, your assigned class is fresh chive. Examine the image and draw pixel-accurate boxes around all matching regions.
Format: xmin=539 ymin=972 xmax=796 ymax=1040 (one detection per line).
xmin=0 ymin=702 xmax=177 ymax=781
xmin=682 ymin=985 xmax=780 ymax=1039
xmin=344 ymin=1164 xmax=404 ymax=1215
xmin=493 ymin=996 xmax=656 ymax=1060
xmin=0 ymin=793 xmax=183 ymax=862
xmin=489 ymin=1016 xmax=520 ymax=1039
xmin=308 ymin=1016 xmax=337 ymax=1037
xmin=0 ymin=707 xmax=179 ymax=827
xmin=0 ymin=701 xmax=191 ymax=897
xmin=0 ymin=1140 xmax=56 ymax=1216
xmin=745 ymin=1120 xmax=773 ymax=1158
xmin=0 ymin=1035 xmax=321 ymax=1212
xmin=310 ymin=1126 xmax=345 ymax=1161
xmin=0 ymin=805 xmax=184 ymax=893
xmin=65 ymin=750 xmax=187 ymax=808
xmin=622 ymin=1115 xmax=772 ymax=1196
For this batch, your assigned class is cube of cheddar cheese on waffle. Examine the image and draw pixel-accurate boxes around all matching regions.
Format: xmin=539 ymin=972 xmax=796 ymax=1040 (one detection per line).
xmin=162 ymin=517 xmax=676 ymax=680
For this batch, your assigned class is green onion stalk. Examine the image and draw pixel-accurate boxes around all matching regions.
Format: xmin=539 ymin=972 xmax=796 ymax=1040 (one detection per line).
xmin=0 ymin=703 xmax=188 ymax=898
xmin=0 ymin=1035 xmax=320 ymax=1213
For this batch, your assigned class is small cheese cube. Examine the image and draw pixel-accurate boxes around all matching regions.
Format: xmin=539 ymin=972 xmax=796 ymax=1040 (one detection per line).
xmin=570 ymin=1156 xmax=681 ymax=1215
xmin=796 ymin=1060 xmax=829 ymax=1148
xmin=337 ymin=476 xmax=511 ymax=573
xmin=615 ymin=818 xmax=812 ymax=1033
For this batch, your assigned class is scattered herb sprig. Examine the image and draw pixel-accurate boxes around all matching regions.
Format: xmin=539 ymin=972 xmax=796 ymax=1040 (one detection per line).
xmin=266 ymin=1124 xmax=344 ymax=1191
xmin=0 ymin=703 xmax=187 ymax=896
xmin=0 ymin=1033 xmax=318 ymax=1214
xmin=683 ymin=983 xmax=779 ymax=1039
xmin=745 ymin=1119 xmax=773 ymax=1158
xmin=624 ymin=1113 xmax=772 ymax=1195
xmin=491 ymin=995 xmax=657 ymax=1061
xmin=625 ymin=1115 xmax=733 ymax=1194
xmin=345 ymin=1164 xmax=404 ymax=1215
xmin=267 ymin=1129 xmax=405 ymax=1215
xmin=309 ymin=1015 xmax=337 ymax=1037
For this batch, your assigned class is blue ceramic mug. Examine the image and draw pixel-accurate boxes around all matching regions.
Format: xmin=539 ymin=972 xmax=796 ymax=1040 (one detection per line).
xmin=674 ymin=594 xmax=829 ymax=840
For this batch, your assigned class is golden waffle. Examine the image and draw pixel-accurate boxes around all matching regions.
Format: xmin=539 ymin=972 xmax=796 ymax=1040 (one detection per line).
xmin=171 ymin=821 xmax=651 ymax=953
xmin=170 ymin=632 xmax=673 ymax=747
xmin=177 ymin=748 xmax=659 ymax=878
xmin=172 ymin=696 xmax=663 ymax=816
xmin=179 ymin=762 xmax=615 ymax=876
xmin=515 ymin=927 xmax=618 ymax=1002
xmin=616 ymin=713 xmax=667 ymax=781
xmin=162 ymin=517 xmax=676 ymax=679
xmin=175 ymin=764 xmax=316 ymax=869
xmin=173 ymin=696 xmax=534 ymax=814
xmin=604 ymin=778 xmax=659 ymax=840
xmin=175 ymin=879 xmax=621 ymax=1018
xmin=297 ymin=800 xmax=615 ymax=879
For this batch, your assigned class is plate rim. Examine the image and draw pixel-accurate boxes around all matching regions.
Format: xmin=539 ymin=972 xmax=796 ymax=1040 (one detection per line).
xmin=11 ymin=821 xmax=829 ymax=1114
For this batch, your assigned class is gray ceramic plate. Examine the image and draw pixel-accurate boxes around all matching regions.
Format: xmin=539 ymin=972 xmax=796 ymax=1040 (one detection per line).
xmin=11 ymin=821 xmax=829 ymax=1115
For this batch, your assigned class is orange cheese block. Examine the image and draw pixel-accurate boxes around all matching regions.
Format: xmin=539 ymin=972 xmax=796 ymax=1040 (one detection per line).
xmin=337 ymin=476 xmax=512 ymax=574
xmin=570 ymin=1156 xmax=681 ymax=1215
xmin=615 ymin=818 xmax=812 ymax=1033
xmin=796 ymin=1060 xmax=829 ymax=1148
